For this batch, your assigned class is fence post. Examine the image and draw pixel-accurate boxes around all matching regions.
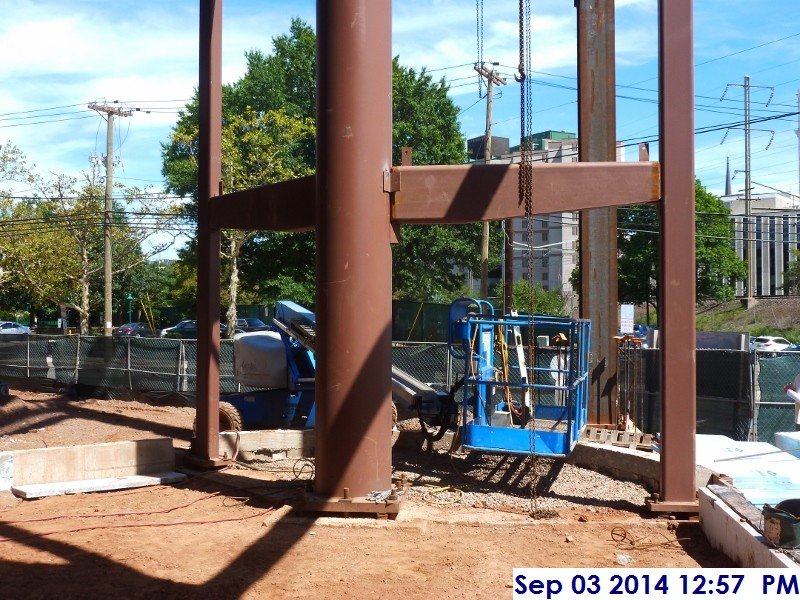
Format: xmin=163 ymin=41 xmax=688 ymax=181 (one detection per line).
xmin=26 ymin=334 xmax=30 ymax=379
xmin=446 ymin=346 xmax=452 ymax=390
xmin=751 ymin=351 xmax=760 ymax=441
xmin=127 ymin=337 xmax=132 ymax=391
xmin=178 ymin=341 xmax=187 ymax=392
xmin=74 ymin=334 xmax=81 ymax=384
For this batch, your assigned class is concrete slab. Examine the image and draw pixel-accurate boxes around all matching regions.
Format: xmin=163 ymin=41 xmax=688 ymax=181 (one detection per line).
xmin=219 ymin=429 xmax=315 ymax=460
xmin=0 ymin=438 xmax=176 ymax=491
xmin=569 ymin=441 xmax=660 ymax=491
xmin=12 ymin=472 xmax=187 ymax=499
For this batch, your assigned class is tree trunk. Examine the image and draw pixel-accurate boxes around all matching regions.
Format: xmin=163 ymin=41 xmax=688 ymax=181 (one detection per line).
xmin=225 ymin=235 xmax=240 ymax=339
xmin=79 ymin=249 xmax=91 ymax=335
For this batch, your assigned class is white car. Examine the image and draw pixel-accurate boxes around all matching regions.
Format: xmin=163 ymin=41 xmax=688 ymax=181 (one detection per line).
xmin=0 ymin=321 xmax=31 ymax=334
xmin=750 ymin=336 xmax=792 ymax=353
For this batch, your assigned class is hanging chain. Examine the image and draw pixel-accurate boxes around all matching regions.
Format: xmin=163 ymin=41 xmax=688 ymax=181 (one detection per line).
xmin=517 ymin=0 xmax=543 ymax=519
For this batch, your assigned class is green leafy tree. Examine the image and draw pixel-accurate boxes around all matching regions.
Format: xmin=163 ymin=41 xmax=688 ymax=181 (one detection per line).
xmin=0 ymin=148 xmax=179 ymax=333
xmin=782 ymin=249 xmax=800 ymax=294
xmin=614 ymin=180 xmax=745 ymax=311
xmin=390 ymin=60 xmax=495 ymax=302
xmin=162 ymin=19 xmax=488 ymax=311
xmin=220 ymin=109 xmax=314 ymax=333
xmin=504 ymin=280 xmax=568 ymax=315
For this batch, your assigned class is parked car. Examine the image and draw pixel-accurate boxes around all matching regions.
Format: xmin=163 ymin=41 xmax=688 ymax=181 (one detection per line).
xmin=160 ymin=320 xmax=196 ymax=338
xmin=750 ymin=336 xmax=793 ymax=353
xmin=0 ymin=321 xmax=31 ymax=334
xmin=236 ymin=317 xmax=270 ymax=332
xmin=113 ymin=322 xmax=156 ymax=337
xmin=160 ymin=320 xmax=242 ymax=339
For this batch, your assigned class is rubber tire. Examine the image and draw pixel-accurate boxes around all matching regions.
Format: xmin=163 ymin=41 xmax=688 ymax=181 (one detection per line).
xmin=218 ymin=401 xmax=243 ymax=432
xmin=193 ymin=401 xmax=243 ymax=433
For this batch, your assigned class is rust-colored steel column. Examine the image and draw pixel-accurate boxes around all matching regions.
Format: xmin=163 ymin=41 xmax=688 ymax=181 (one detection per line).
xmin=651 ymin=0 xmax=698 ymax=512
xmin=192 ymin=0 xmax=223 ymax=465
xmin=577 ymin=0 xmax=618 ymax=426
xmin=314 ymin=0 xmax=393 ymax=498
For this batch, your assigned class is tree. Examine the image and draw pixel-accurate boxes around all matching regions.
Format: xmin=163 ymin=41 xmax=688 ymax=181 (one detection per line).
xmin=390 ymin=60 xmax=498 ymax=302
xmin=782 ymin=249 xmax=800 ymax=294
xmin=504 ymin=280 xmax=568 ymax=315
xmin=0 ymin=150 xmax=180 ymax=333
xmin=161 ymin=19 xmax=492 ymax=312
xmin=219 ymin=109 xmax=314 ymax=333
xmin=615 ymin=180 xmax=746 ymax=311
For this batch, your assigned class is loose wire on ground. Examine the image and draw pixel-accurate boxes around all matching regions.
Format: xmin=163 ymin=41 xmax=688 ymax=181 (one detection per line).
xmin=610 ymin=525 xmax=693 ymax=549
xmin=0 ymin=508 xmax=274 ymax=544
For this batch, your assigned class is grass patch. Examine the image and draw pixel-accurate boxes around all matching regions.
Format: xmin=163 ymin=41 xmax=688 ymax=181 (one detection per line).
xmin=696 ymin=306 xmax=746 ymax=331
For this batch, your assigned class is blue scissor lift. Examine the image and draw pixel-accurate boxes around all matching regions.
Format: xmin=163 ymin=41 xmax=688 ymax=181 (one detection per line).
xmin=445 ymin=298 xmax=591 ymax=457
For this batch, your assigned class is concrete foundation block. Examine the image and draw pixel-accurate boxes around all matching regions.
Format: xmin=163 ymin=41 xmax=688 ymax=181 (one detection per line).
xmin=1 ymin=438 xmax=176 ymax=490
xmin=699 ymin=487 xmax=797 ymax=568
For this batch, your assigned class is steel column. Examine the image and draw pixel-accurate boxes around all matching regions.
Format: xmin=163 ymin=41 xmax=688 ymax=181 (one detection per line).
xmin=192 ymin=0 xmax=223 ymax=466
xmin=314 ymin=0 xmax=393 ymax=498
xmin=651 ymin=0 xmax=698 ymax=512
xmin=577 ymin=0 xmax=618 ymax=426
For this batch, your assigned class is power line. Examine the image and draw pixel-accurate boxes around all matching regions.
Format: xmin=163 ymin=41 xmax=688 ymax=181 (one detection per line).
xmin=0 ymin=115 xmax=96 ymax=129
xmin=697 ymin=31 xmax=800 ymax=67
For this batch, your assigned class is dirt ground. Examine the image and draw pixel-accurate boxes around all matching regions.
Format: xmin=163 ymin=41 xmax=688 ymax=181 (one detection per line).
xmin=0 ymin=388 xmax=733 ymax=599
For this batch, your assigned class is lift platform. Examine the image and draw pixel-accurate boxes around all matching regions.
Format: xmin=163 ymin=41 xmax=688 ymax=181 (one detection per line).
xmin=444 ymin=298 xmax=591 ymax=457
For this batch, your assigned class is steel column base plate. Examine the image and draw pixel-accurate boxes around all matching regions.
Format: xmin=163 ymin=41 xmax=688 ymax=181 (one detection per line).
xmin=182 ymin=453 xmax=230 ymax=470
xmin=646 ymin=498 xmax=700 ymax=515
xmin=300 ymin=491 xmax=401 ymax=519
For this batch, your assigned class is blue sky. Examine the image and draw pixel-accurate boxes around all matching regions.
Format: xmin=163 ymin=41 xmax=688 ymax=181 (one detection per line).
xmin=1 ymin=0 xmax=798 ymax=222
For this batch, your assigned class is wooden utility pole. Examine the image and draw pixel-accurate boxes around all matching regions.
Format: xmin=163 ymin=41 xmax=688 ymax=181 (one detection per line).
xmin=88 ymin=103 xmax=133 ymax=336
xmin=474 ymin=62 xmax=505 ymax=298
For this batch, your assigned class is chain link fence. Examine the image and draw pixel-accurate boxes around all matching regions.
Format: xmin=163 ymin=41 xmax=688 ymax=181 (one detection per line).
xmin=618 ymin=346 xmax=799 ymax=443
xmin=1 ymin=334 xmax=798 ymax=443
xmin=753 ymin=352 xmax=799 ymax=442
xmin=0 ymin=334 xmax=243 ymax=399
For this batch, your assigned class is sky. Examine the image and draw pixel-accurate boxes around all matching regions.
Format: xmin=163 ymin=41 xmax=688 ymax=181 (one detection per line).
xmin=1 ymin=0 xmax=799 ymax=257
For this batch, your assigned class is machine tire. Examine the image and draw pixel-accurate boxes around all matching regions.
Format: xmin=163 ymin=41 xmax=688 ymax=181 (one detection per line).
xmin=418 ymin=391 xmax=455 ymax=443
xmin=193 ymin=401 xmax=243 ymax=433
xmin=218 ymin=401 xmax=243 ymax=432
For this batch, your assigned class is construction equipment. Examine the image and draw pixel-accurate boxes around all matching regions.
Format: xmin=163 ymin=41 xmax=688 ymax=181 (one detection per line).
xmin=221 ymin=300 xmax=447 ymax=432
xmin=424 ymin=298 xmax=591 ymax=457
xmin=222 ymin=298 xmax=589 ymax=458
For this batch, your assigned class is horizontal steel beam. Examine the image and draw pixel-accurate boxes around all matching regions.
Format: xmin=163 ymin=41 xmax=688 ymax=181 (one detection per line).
xmin=208 ymin=162 xmax=660 ymax=231
xmin=391 ymin=162 xmax=660 ymax=223
xmin=209 ymin=175 xmax=315 ymax=231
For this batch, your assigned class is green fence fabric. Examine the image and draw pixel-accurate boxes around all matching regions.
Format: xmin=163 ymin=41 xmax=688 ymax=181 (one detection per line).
xmin=0 ymin=334 xmax=795 ymax=444
xmin=755 ymin=353 xmax=800 ymax=443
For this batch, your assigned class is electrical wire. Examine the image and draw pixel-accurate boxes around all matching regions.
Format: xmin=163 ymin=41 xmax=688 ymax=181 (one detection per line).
xmin=0 ymin=507 xmax=274 ymax=544
xmin=0 ymin=492 xmax=221 ymax=524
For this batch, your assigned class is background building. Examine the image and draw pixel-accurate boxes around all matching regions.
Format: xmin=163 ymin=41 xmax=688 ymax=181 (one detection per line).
xmin=722 ymin=191 xmax=800 ymax=296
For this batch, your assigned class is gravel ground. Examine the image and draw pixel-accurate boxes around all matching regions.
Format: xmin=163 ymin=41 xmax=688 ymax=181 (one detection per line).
xmin=392 ymin=447 xmax=649 ymax=515
xmin=233 ymin=443 xmax=651 ymax=518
